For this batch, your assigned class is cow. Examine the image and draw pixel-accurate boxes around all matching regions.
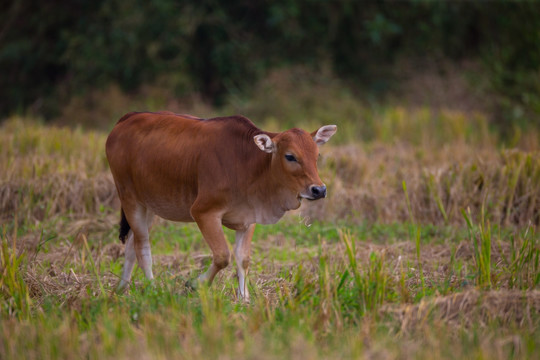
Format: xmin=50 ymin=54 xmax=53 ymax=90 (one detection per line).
xmin=105 ymin=111 xmax=337 ymax=300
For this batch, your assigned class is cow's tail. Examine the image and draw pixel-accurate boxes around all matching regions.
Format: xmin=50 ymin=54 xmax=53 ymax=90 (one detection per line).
xmin=119 ymin=208 xmax=131 ymax=244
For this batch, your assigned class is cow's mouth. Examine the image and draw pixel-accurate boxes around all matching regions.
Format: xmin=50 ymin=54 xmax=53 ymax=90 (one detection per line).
xmin=298 ymin=193 xmax=316 ymax=201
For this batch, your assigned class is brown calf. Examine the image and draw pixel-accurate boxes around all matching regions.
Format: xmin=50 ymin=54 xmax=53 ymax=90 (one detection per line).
xmin=106 ymin=111 xmax=336 ymax=300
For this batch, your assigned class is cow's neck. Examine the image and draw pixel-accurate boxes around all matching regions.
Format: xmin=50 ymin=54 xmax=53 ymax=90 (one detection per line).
xmin=247 ymin=153 xmax=301 ymax=224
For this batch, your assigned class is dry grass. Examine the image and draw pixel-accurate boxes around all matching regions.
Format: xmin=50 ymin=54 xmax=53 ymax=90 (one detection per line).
xmin=0 ymin=118 xmax=117 ymax=225
xmin=2 ymin=116 xmax=539 ymax=228
xmin=304 ymin=143 xmax=540 ymax=227
xmin=383 ymin=289 xmax=540 ymax=331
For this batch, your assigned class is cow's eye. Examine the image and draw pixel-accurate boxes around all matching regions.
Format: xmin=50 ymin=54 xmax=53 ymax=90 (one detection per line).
xmin=285 ymin=154 xmax=297 ymax=162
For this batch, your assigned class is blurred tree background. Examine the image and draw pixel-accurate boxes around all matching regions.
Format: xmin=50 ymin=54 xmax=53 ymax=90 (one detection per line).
xmin=1 ymin=0 xmax=539 ymax=136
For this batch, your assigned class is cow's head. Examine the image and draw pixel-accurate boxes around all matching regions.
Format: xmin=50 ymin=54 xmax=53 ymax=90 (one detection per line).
xmin=254 ymin=125 xmax=337 ymax=201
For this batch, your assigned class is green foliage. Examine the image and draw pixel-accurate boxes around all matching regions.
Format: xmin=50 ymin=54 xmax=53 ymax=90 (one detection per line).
xmin=1 ymin=1 xmax=539 ymax=132
xmin=340 ymin=232 xmax=390 ymax=316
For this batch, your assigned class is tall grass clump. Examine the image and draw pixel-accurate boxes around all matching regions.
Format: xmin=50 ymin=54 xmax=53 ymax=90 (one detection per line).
xmin=0 ymin=227 xmax=32 ymax=320
xmin=500 ymin=225 xmax=540 ymax=290
xmin=338 ymin=231 xmax=392 ymax=318
xmin=462 ymin=205 xmax=540 ymax=290
xmin=280 ymin=231 xmax=396 ymax=327
xmin=463 ymin=207 xmax=493 ymax=288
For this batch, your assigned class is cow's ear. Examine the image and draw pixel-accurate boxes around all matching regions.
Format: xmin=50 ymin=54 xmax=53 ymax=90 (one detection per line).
xmin=312 ymin=125 xmax=337 ymax=146
xmin=254 ymin=134 xmax=275 ymax=153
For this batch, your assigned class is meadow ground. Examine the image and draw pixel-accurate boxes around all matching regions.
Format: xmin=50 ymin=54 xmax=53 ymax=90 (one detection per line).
xmin=1 ymin=111 xmax=540 ymax=359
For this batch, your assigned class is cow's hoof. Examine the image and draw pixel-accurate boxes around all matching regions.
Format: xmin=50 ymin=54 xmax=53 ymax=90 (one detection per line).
xmin=114 ymin=280 xmax=129 ymax=295
xmin=236 ymin=287 xmax=250 ymax=303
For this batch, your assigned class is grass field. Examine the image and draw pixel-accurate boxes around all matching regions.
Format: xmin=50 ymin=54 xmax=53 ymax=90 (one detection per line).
xmin=1 ymin=112 xmax=540 ymax=359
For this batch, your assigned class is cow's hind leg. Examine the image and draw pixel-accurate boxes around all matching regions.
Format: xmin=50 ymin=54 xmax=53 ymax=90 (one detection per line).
xmin=116 ymin=205 xmax=155 ymax=292
xmin=234 ymin=224 xmax=255 ymax=302
xmin=133 ymin=208 xmax=155 ymax=280
xmin=116 ymin=230 xmax=136 ymax=292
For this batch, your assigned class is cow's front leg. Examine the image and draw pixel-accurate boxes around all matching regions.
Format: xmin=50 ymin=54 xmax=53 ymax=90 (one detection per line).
xmin=234 ymin=224 xmax=255 ymax=302
xmin=192 ymin=210 xmax=230 ymax=285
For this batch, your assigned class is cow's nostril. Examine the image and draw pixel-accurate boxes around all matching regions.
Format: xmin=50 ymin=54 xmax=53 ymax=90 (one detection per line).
xmin=310 ymin=185 xmax=327 ymax=199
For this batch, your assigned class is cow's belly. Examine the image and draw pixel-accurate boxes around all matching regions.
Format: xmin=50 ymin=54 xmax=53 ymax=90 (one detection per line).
xmin=154 ymin=206 xmax=194 ymax=222
xmin=222 ymin=204 xmax=287 ymax=230
xmin=142 ymin=195 xmax=196 ymax=223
